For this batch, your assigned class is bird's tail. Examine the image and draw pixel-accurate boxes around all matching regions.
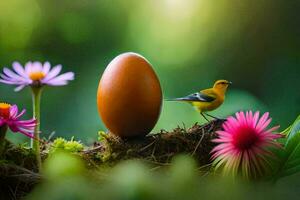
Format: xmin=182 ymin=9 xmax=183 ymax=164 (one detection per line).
xmin=165 ymin=97 xmax=190 ymax=101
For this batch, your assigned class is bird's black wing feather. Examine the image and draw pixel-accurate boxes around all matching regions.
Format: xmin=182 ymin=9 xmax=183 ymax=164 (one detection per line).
xmin=171 ymin=92 xmax=216 ymax=102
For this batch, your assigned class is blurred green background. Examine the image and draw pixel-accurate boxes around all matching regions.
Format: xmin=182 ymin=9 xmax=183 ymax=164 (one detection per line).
xmin=0 ymin=0 xmax=299 ymax=144
xmin=26 ymin=153 xmax=300 ymax=200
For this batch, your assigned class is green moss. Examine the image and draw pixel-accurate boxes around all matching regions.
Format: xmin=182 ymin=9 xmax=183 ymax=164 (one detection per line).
xmin=52 ymin=137 xmax=66 ymax=149
xmin=64 ymin=141 xmax=84 ymax=152
xmin=49 ymin=137 xmax=84 ymax=154
xmin=97 ymin=131 xmax=108 ymax=142
xmin=0 ymin=140 xmax=37 ymax=170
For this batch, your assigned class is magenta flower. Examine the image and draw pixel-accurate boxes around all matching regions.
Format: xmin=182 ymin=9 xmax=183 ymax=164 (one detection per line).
xmin=211 ymin=111 xmax=282 ymax=179
xmin=0 ymin=103 xmax=37 ymax=138
xmin=0 ymin=61 xmax=74 ymax=91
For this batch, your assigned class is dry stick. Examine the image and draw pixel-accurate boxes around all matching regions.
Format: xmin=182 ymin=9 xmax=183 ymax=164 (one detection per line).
xmin=191 ymin=128 xmax=205 ymax=156
xmin=139 ymin=141 xmax=156 ymax=152
xmin=82 ymin=145 xmax=103 ymax=154
xmin=151 ymin=143 xmax=157 ymax=161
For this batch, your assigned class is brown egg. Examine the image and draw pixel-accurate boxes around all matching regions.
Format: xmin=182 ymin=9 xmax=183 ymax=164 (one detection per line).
xmin=97 ymin=52 xmax=162 ymax=138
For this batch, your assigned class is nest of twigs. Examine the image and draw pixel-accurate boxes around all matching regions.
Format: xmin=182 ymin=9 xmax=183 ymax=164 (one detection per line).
xmin=82 ymin=119 xmax=224 ymax=168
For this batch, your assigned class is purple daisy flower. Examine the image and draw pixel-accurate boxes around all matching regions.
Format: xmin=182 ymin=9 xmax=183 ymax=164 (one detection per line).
xmin=0 ymin=103 xmax=37 ymax=138
xmin=0 ymin=61 xmax=74 ymax=91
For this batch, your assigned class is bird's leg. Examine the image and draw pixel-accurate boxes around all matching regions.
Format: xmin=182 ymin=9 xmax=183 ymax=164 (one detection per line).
xmin=204 ymin=113 xmax=220 ymax=119
xmin=204 ymin=113 xmax=226 ymax=121
xmin=201 ymin=112 xmax=210 ymax=122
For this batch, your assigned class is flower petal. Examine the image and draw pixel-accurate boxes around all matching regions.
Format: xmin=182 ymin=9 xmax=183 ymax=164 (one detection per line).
xmin=25 ymin=62 xmax=33 ymax=73
xmin=12 ymin=62 xmax=28 ymax=78
xmin=0 ymin=78 xmax=20 ymax=85
xmin=9 ymin=105 xmax=19 ymax=118
xmin=257 ymin=118 xmax=272 ymax=133
xmin=31 ymin=61 xmax=43 ymax=72
xmin=14 ymin=85 xmax=27 ymax=92
xmin=42 ymin=64 xmax=62 ymax=81
xmin=43 ymin=72 xmax=74 ymax=85
xmin=3 ymin=68 xmax=28 ymax=82
xmin=42 ymin=62 xmax=51 ymax=74
xmin=252 ymin=111 xmax=260 ymax=128
xmin=15 ymin=109 xmax=26 ymax=119
xmin=256 ymin=112 xmax=269 ymax=129
xmin=265 ymin=125 xmax=280 ymax=133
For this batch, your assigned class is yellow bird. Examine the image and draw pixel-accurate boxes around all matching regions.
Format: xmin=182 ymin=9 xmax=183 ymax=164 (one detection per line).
xmin=168 ymin=80 xmax=232 ymax=121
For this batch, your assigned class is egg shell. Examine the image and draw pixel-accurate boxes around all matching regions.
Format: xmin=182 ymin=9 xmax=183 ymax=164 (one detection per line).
xmin=97 ymin=52 xmax=162 ymax=138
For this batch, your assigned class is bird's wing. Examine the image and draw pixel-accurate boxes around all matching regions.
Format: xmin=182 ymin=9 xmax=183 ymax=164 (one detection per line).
xmin=171 ymin=91 xmax=216 ymax=102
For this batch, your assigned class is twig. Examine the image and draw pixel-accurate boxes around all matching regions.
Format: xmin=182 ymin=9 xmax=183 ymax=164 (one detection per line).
xmin=139 ymin=141 xmax=156 ymax=152
xmin=191 ymin=129 xmax=205 ymax=156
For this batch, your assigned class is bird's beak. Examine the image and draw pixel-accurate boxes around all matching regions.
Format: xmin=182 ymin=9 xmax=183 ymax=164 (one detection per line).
xmin=228 ymin=81 xmax=232 ymax=85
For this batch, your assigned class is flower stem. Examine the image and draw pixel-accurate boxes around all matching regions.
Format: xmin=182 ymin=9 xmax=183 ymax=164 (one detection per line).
xmin=0 ymin=125 xmax=8 ymax=156
xmin=31 ymin=86 xmax=43 ymax=170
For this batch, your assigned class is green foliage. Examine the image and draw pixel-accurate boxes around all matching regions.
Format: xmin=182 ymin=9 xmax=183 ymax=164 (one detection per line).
xmin=286 ymin=115 xmax=300 ymax=144
xmin=273 ymin=115 xmax=300 ymax=180
xmin=49 ymin=137 xmax=84 ymax=154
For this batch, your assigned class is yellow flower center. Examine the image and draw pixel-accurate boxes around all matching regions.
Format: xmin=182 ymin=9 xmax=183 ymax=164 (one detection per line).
xmin=0 ymin=103 xmax=11 ymax=119
xmin=29 ymin=72 xmax=45 ymax=81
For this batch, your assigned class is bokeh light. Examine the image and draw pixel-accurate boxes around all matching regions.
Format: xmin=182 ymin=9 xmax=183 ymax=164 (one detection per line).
xmin=0 ymin=0 xmax=299 ymax=144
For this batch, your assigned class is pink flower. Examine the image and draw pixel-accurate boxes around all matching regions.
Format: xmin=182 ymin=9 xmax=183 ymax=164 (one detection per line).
xmin=0 ymin=61 xmax=74 ymax=91
xmin=0 ymin=103 xmax=37 ymax=138
xmin=211 ymin=111 xmax=282 ymax=179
